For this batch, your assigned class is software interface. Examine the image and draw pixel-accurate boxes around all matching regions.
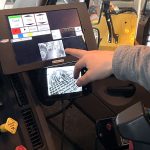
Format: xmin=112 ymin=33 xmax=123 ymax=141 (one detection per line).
xmin=8 ymin=9 xmax=87 ymax=65
xmin=47 ymin=66 xmax=82 ymax=96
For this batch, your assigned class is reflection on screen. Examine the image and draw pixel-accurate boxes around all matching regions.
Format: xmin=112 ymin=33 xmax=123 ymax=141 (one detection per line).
xmin=8 ymin=9 xmax=87 ymax=65
xmin=47 ymin=66 xmax=82 ymax=96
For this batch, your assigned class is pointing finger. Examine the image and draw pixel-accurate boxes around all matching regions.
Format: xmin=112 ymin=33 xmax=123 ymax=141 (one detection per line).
xmin=65 ymin=48 xmax=87 ymax=58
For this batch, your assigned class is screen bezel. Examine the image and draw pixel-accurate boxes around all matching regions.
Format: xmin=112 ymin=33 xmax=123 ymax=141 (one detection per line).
xmin=28 ymin=63 xmax=91 ymax=105
xmin=0 ymin=3 xmax=97 ymax=74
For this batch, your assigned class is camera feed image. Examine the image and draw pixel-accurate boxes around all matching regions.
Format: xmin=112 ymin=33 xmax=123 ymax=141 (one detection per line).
xmin=38 ymin=40 xmax=66 ymax=60
xmin=47 ymin=66 xmax=82 ymax=96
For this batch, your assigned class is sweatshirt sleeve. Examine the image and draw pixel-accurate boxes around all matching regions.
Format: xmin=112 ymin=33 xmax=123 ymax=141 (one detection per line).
xmin=112 ymin=45 xmax=150 ymax=91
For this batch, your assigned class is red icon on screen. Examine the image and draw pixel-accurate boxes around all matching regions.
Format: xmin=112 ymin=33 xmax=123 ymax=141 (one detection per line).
xmin=11 ymin=28 xmax=21 ymax=34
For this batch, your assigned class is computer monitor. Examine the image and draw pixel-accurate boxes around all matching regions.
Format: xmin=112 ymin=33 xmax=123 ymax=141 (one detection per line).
xmin=29 ymin=63 xmax=91 ymax=105
xmin=0 ymin=3 xmax=97 ymax=74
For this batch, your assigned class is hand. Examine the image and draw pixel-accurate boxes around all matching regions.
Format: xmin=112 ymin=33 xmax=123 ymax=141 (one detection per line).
xmin=65 ymin=48 xmax=114 ymax=86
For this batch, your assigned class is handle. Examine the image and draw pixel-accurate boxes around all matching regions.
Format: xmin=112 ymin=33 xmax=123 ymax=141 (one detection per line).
xmin=106 ymin=84 xmax=136 ymax=98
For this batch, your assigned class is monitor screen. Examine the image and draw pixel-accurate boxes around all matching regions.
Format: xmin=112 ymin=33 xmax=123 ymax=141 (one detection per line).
xmin=47 ymin=65 xmax=82 ymax=96
xmin=8 ymin=9 xmax=86 ymax=65
xmin=0 ymin=3 xmax=97 ymax=74
xmin=28 ymin=64 xmax=90 ymax=105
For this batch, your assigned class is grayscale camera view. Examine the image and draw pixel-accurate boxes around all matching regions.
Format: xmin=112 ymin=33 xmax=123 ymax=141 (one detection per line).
xmin=38 ymin=40 xmax=66 ymax=61
xmin=47 ymin=66 xmax=82 ymax=96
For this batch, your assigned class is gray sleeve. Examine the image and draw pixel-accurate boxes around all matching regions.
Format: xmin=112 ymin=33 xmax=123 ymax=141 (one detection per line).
xmin=112 ymin=45 xmax=150 ymax=91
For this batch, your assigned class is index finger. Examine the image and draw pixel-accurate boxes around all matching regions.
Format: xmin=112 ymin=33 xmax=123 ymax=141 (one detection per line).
xmin=65 ymin=48 xmax=87 ymax=58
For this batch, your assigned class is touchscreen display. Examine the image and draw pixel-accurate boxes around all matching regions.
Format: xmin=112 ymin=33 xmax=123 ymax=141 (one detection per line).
xmin=47 ymin=66 xmax=82 ymax=96
xmin=8 ymin=9 xmax=87 ymax=65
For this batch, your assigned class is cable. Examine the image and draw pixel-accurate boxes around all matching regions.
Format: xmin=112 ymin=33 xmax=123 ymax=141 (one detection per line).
xmin=73 ymin=101 xmax=96 ymax=123
xmin=46 ymin=101 xmax=73 ymax=119
xmin=46 ymin=97 xmax=83 ymax=119
xmin=47 ymin=119 xmax=83 ymax=149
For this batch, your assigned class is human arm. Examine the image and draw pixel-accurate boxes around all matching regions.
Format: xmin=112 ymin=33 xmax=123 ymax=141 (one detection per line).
xmin=65 ymin=48 xmax=114 ymax=86
xmin=113 ymin=45 xmax=150 ymax=91
xmin=65 ymin=45 xmax=150 ymax=91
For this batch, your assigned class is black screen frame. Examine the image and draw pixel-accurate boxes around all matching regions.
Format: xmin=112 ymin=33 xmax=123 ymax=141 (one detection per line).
xmin=28 ymin=63 xmax=91 ymax=105
xmin=0 ymin=3 xmax=97 ymax=74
